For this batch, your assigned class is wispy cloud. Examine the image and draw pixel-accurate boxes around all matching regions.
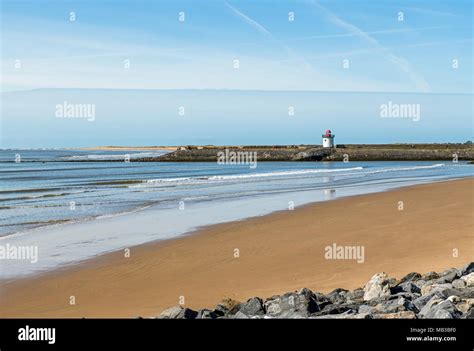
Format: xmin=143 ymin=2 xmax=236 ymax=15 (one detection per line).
xmin=275 ymin=40 xmax=473 ymax=63
xmin=225 ymin=2 xmax=273 ymax=38
xmin=282 ymin=26 xmax=455 ymax=42
xmin=312 ymin=0 xmax=431 ymax=92
xmin=224 ymin=2 xmax=316 ymax=72
xmin=403 ymin=7 xmax=458 ymax=17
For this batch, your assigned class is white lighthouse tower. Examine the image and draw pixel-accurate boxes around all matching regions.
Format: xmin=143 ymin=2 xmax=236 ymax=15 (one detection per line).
xmin=322 ymin=129 xmax=335 ymax=148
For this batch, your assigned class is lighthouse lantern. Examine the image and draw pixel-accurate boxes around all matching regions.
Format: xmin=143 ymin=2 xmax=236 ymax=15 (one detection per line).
xmin=322 ymin=130 xmax=335 ymax=148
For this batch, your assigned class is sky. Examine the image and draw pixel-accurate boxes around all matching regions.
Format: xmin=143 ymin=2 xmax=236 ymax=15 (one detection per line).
xmin=0 ymin=0 xmax=473 ymax=147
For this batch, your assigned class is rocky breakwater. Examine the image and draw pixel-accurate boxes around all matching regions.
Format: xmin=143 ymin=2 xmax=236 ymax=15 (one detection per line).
xmin=136 ymin=143 xmax=473 ymax=162
xmin=154 ymin=263 xmax=474 ymax=319
xmin=153 ymin=146 xmax=334 ymax=162
xmin=327 ymin=143 xmax=474 ymax=161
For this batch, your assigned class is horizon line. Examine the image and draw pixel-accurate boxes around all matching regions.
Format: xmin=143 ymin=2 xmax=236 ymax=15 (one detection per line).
xmin=2 ymin=141 xmax=473 ymax=150
xmin=2 ymin=87 xmax=473 ymax=96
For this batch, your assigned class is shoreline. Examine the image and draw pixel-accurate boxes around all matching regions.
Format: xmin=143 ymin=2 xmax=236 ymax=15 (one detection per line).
xmin=0 ymin=178 xmax=472 ymax=317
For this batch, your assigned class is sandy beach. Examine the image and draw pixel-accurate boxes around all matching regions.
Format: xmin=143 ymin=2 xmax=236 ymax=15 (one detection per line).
xmin=0 ymin=178 xmax=472 ymax=318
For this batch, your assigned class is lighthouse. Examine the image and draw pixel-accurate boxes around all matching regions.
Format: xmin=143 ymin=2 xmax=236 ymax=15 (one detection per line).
xmin=322 ymin=129 xmax=335 ymax=148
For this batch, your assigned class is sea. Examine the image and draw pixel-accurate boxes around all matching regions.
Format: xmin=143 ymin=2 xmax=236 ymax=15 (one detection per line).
xmin=0 ymin=149 xmax=472 ymax=279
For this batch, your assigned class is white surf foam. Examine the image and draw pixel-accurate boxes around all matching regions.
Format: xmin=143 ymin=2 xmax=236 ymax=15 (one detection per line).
xmin=138 ymin=167 xmax=365 ymax=185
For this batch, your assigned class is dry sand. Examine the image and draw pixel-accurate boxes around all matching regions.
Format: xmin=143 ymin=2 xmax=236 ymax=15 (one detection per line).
xmin=0 ymin=178 xmax=472 ymax=317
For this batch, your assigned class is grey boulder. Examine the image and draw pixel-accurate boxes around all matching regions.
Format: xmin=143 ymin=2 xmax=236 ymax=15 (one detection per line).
xmin=239 ymin=297 xmax=265 ymax=316
xmin=419 ymin=297 xmax=461 ymax=319
xmin=391 ymin=281 xmax=421 ymax=294
xmin=264 ymin=288 xmax=322 ymax=318
xmin=363 ymin=273 xmax=393 ymax=301
xmin=158 ymin=306 xmax=198 ymax=319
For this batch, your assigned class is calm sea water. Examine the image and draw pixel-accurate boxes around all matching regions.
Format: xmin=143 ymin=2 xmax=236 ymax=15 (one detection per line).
xmin=0 ymin=149 xmax=473 ymax=278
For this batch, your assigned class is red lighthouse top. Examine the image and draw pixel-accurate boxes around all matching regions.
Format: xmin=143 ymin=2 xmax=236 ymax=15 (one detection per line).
xmin=325 ymin=129 xmax=332 ymax=137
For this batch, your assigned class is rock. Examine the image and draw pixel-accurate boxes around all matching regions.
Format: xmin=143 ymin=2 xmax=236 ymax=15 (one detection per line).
xmin=264 ymin=288 xmax=321 ymax=318
xmin=239 ymin=297 xmax=265 ymax=316
xmin=441 ymin=267 xmax=459 ymax=276
xmin=157 ymin=306 xmax=198 ymax=319
xmin=371 ymin=297 xmax=418 ymax=314
xmin=363 ymin=273 xmax=393 ymax=301
xmin=463 ymin=306 xmax=474 ymax=319
xmin=312 ymin=291 xmax=333 ymax=309
xmin=419 ymin=297 xmax=462 ymax=319
xmin=365 ymin=292 xmax=418 ymax=307
xmin=387 ymin=277 xmax=398 ymax=286
xmin=371 ymin=311 xmax=417 ymax=319
xmin=391 ymin=281 xmax=421 ymax=294
xmin=312 ymin=302 xmax=360 ymax=316
xmin=310 ymin=311 xmax=371 ymax=319
xmin=452 ymin=279 xmax=466 ymax=289
xmin=196 ymin=309 xmax=222 ymax=319
xmin=418 ymin=296 xmax=443 ymax=314
xmin=196 ymin=309 xmax=211 ymax=319
xmin=180 ymin=308 xmax=198 ymax=319
xmin=434 ymin=270 xmax=458 ymax=284
xmin=392 ymin=292 xmax=421 ymax=301
xmin=414 ymin=279 xmax=428 ymax=287
xmin=447 ymin=295 xmax=460 ymax=303
xmin=461 ymin=273 xmax=474 ymax=287
xmin=412 ymin=297 xmax=428 ymax=311
xmin=215 ymin=298 xmax=241 ymax=315
xmin=158 ymin=306 xmax=183 ymax=319
xmin=364 ymin=295 xmax=393 ymax=307
xmin=399 ymin=272 xmax=422 ymax=283
xmin=413 ymin=290 xmax=447 ymax=311
xmin=422 ymin=271 xmax=439 ymax=280
xmin=358 ymin=304 xmax=377 ymax=314
xmin=428 ymin=301 xmax=462 ymax=319
xmin=326 ymin=288 xmax=348 ymax=304
xmin=459 ymin=262 xmax=474 ymax=276
xmin=250 ymin=315 xmax=264 ymax=319
xmin=346 ymin=288 xmax=365 ymax=302
xmin=232 ymin=311 xmax=250 ymax=319
xmin=441 ymin=287 xmax=474 ymax=299
xmin=455 ymin=298 xmax=474 ymax=314
xmin=421 ymin=283 xmax=452 ymax=296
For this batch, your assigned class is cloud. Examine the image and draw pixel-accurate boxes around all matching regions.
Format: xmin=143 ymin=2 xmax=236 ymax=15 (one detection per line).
xmin=225 ymin=2 xmax=272 ymax=38
xmin=282 ymin=26 xmax=453 ymax=42
xmin=224 ymin=2 xmax=316 ymax=72
xmin=276 ymin=39 xmax=472 ymax=63
xmin=402 ymin=7 xmax=458 ymax=17
xmin=312 ymin=0 xmax=431 ymax=92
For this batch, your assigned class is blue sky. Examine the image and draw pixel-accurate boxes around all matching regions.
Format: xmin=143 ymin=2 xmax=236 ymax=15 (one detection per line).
xmin=1 ymin=0 xmax=472 ymax=92
xmin=2 ymin=89 xmax=472 ymax=147
xmin=0 ymin=0 xmax=472 ymax=147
